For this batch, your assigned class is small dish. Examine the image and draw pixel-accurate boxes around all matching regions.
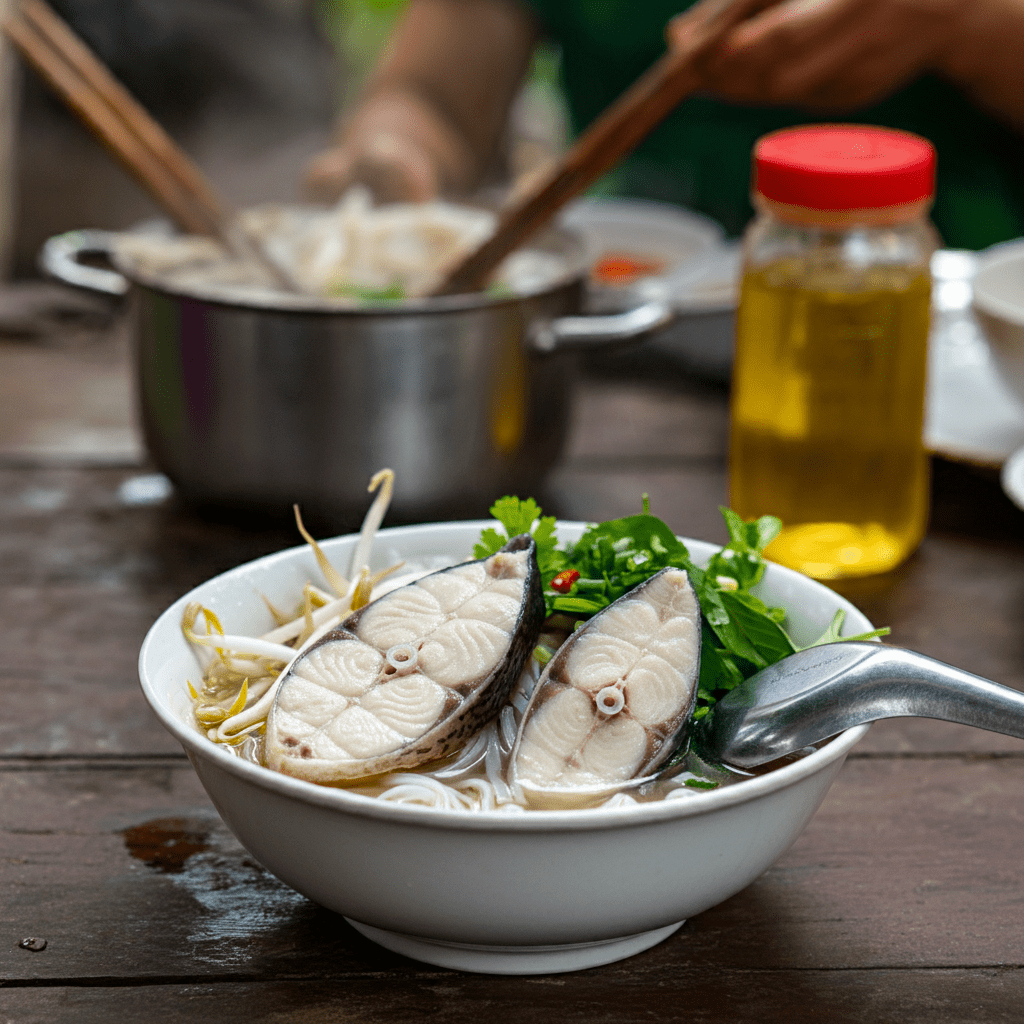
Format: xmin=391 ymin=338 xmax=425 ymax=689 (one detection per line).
xmin=560 ymin=197 xmax=725 ymax=289
xmin=139 ymin=520 xmax=872 ymax=975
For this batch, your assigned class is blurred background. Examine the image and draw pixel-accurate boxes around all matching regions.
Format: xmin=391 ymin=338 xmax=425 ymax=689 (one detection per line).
xmin=1 ymin=0 xmax=568 ymax=278
xmin=3 ymin=0 xmax=1023 ymax=509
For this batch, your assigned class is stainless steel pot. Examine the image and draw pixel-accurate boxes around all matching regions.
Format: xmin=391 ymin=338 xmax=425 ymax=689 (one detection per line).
xmin=42 ymin=228 xmax=672 ymax=522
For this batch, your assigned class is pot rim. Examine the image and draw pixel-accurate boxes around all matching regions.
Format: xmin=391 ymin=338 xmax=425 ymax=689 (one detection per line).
xmin=119 ymin=224 xmax=590 ymax=317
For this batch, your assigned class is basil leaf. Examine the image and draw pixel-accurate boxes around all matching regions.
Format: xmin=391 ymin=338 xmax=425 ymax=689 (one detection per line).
xmin=718 ymin=589 xmax=797 ymax=666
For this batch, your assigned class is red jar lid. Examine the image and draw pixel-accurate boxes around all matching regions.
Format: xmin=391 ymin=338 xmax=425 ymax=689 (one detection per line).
xmin=754 ymin=125 xmax=935 ymax=210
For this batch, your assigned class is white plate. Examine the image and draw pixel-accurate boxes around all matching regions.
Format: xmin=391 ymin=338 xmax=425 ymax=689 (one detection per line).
xmin=925 ymin=250 xmax=1024 ymax=466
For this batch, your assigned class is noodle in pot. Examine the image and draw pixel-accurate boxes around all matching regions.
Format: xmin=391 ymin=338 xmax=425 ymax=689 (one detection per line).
xmin=115 ymin=189 xmax=569 ymax=305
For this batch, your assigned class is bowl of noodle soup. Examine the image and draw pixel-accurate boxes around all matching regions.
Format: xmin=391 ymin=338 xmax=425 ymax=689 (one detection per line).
xmin=139 ymin=519 xmax=872 ymax=975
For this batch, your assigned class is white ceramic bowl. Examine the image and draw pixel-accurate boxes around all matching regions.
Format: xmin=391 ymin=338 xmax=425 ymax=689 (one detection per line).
xmin=972 ymin=240 xmax=1024 ymax=407
xmin=138 ymin=521 xmax=872 ymax=975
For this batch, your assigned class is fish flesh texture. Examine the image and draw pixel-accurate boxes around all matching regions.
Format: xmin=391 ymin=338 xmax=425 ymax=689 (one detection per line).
xmin=265 ymin=536 xmax=544 ymax=782
xmin=511 ymin=567 xmax=701 ymax=807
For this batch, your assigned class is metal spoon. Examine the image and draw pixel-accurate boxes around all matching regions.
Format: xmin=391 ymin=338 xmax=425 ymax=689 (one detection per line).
xmin=698 ymin=642 xmax=1024 ymax=768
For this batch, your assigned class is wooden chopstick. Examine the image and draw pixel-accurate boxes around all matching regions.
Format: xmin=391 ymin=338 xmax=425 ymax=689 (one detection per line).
xmin=17 ymin=0 xmax=226 ymax=231
xmin=3 ymin=5 xmax=220 ymax=237
xmin=2 ymin=0 xmax=298 ymax=290
xmin=432 ymin=0 xmax=772 ymax=297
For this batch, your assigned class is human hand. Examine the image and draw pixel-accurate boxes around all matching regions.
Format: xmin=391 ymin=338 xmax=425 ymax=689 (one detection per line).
xmin=303 ymin=132 xmax=441 ymax=205
xmin=302 ymin=90 xmax=471 ymax=204
xmin=668 ymin=0 xmax=970 ymax=112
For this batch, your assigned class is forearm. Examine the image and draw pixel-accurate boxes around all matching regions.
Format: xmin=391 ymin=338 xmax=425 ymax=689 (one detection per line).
xmin=343 ymin=0 xmax=538 ymax=193
xmin=939 ymin=0 xmax=1024 ymax=132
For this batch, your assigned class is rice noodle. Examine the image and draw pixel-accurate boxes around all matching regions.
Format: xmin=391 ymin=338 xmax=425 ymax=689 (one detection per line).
xmin=454 ymin=778 xmax=497 ymax=811
xmin=433 ymin=729 xmax=490 ymax=779
xmin=498 ymin=705 xmax=518 ymax=750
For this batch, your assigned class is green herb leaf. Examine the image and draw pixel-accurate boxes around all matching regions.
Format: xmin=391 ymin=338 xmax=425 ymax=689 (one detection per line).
xmin=473 ymin=527 xmax=509 ymax=559
xmin=474 ymin=497 xmax=562 ymax=580
xmin=755 ymin=514 xmax=783 ymax=550
xmin=485 ymin=281 xmax=514 ymax=299
xmin=491 ymin=496 xmax=544 ymax=538
xmin=533 ymin=644 xmax=554 ymax=666
xmin=471 ymin=498 xmax=890 ymax=729
xmin=532 ymin=515 xmax=558 ymax=554
xmin=329 ymin=283 xmax=406 ymax=302
xmin=550 ymin=595 xmax=609 ymax=615
xmin=718 ymin=589 xmax=797 ymax=666
xmin=799 ymin=609 xmax=891 ymax=649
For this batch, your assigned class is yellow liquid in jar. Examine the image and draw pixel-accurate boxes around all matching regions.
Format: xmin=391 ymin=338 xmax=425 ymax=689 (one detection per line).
xmin=730 ymin=259 xmax=931 ymax=580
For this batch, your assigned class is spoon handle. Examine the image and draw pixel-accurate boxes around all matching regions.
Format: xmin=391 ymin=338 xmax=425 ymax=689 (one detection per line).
xmin=861 ymin=645 xmax=1024 ymax=738
xmin=702 ymin=642 xmax=1024 ymax=768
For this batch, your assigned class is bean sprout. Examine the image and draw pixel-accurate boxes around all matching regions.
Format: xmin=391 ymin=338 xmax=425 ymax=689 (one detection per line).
xmin=184 ymin=469 xmax=401 ymax=746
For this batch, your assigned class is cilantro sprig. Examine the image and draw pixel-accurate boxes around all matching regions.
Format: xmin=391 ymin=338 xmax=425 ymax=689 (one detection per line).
xmin=473 ymin=496 xmax=567 ymax=583
xmin=474 ymin=495 xmax=888 ymax=723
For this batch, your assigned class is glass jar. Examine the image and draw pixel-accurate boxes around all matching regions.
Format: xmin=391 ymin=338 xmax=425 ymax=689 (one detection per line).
xmin=730 ymin=125 xmax=938 ymax=580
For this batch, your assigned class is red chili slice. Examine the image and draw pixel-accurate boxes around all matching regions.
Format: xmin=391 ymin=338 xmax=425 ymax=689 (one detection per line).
xmin=550 ymin=569 xmax=581 ymax=594
xmin=593 ymin=252 xmax=666 ymax=285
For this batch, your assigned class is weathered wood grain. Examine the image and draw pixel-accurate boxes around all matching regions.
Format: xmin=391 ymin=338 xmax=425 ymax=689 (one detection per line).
xmin=3 ymin=757 xmax=1023 ymax=986
xmin=2 ymin=342 xmax=1024 ymax=1020
xmin=3 ymin=969 xmax=1024 ymax=1024
xmin=0 ymin=465 xmax=295 ymax=755
xmin=562 ymin=374 xmax=730 ymax=463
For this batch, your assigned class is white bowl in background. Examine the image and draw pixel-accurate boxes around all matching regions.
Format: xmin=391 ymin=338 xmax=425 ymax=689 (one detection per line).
xmin=560 ymin=197 xmax=724 ymax=283
xmin=971 ymin=239 xmax=1024 ymax=408
xmin=138 ymin=520 xmax=872 ymax=975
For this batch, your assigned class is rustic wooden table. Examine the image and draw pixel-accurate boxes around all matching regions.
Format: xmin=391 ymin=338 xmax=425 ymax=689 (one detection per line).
xmin=3 ymin=290 xmax=1024 ymax=1022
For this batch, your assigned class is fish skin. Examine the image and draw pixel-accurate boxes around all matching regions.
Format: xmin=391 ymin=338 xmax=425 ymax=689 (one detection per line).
xmin=511 ymin=566 xmax=702 ymax=806
xmin=265 ymin=534 xmax=544 ymax=783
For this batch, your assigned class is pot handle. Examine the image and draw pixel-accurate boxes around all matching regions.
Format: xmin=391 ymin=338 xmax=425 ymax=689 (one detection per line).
xmin=529 ymin=299 xmax=674 ymax=353
xmin=39 ymin=229 xmax=129 ymax=297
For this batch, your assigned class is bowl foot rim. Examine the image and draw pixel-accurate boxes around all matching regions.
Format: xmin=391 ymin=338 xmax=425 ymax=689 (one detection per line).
xmin=344 ymin=918 xmax=684 ymax=975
